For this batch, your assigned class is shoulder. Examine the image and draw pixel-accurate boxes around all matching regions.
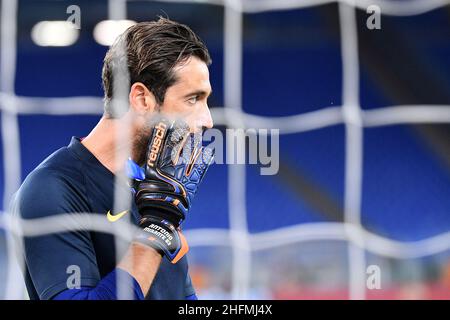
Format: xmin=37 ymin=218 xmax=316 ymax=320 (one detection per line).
xmin=11 ymin=147 xmax=90 ymax=219
xmin=24 ymin=146 xmax=86 ymax=193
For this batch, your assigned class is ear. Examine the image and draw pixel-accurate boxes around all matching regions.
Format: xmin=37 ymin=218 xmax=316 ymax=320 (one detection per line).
xmin=129 ymin=82 xmax=156 ymax=115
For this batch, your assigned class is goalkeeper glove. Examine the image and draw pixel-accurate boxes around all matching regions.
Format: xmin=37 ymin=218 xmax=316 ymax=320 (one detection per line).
xmin=134 ymin=118 xmax=214 ymax=263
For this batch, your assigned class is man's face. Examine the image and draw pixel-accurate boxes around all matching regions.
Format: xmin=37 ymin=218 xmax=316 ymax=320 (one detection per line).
xmin=133 ymin=55 xmax=213 ymax=165
xmin=160 ymin=55 xmax=213 ymax=131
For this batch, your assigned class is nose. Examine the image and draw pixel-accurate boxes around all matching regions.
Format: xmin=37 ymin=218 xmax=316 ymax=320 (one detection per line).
xmin=201 ymin=103 xmax=214 ymax=129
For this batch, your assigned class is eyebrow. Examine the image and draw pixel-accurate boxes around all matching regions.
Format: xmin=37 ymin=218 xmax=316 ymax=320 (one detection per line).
xmin=183 ymin=89 xmax=212 ymax=99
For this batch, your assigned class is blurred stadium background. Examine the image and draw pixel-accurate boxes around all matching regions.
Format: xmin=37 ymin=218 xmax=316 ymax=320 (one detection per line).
xmin=0 ymin=0 xmax=450 ymax=299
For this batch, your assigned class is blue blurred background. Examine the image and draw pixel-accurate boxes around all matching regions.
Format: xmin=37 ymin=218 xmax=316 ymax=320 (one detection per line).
xmin=0 ymin=0 xmax=449 ymax=299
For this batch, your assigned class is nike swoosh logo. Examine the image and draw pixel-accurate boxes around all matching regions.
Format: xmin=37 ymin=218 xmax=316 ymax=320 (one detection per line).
xmin=106 ymin=210 xmax=129 ymax=222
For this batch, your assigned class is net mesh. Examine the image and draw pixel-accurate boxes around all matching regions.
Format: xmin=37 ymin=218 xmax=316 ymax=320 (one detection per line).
xmin=0 ymin=0 xmax=450 ymax=299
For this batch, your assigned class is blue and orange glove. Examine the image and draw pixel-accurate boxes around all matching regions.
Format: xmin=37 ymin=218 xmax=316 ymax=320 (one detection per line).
xmin=133 ymin=118 xmax=214 ymax=263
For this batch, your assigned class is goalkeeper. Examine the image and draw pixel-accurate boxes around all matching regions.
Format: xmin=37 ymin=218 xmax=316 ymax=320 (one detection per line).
xmin=10 ymin=18 xmax=214 ymax=300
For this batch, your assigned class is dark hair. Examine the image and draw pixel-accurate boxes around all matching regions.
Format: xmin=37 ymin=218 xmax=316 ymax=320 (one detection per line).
xmin=102 ymin=17 xmax=211 ymax=118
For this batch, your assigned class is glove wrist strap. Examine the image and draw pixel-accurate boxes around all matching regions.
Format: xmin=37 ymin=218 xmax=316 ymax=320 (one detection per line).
xmin=134 ymin=217 xmax=188 ymax=264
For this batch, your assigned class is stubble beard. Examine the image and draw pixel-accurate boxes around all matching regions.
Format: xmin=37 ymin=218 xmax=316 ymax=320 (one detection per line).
xmin=132 ymin=123 xmax=153 ymax=167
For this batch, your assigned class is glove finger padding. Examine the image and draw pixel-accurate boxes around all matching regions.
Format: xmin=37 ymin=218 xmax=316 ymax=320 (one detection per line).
xmin=135 ymin=118 xmax=214 ymax=228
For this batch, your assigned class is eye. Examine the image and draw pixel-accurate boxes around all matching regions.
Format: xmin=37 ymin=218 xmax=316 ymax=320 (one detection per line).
xmin=187 ymin=96 xmax=198 ymax=105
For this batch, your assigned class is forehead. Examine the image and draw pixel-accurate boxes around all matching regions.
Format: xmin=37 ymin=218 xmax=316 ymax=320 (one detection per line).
xmin=171 ymin=56 xmax=211 ymax=93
